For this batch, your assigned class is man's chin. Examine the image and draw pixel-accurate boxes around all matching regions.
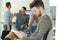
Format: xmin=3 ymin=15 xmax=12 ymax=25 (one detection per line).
xmin=37 ymin=15 xmax=41 ymax=17
xmin=35 ymin=15 xmax=39 ymax=17
xmin=35 ymin=14 xmax=41 ymax=17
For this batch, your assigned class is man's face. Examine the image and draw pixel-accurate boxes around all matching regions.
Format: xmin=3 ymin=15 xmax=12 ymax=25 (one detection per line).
xmin=9 ymin=4 xmax=11 ymax=9
xmin=21 ymin=8 xmax=26 ymax=13
xmin=31 ymin=7 xmax=41 ymax=17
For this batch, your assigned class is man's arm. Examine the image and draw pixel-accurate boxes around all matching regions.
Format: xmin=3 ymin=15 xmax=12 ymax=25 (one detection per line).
xmin=27 ymin=15 xmax=35 ymax=30
xmin=20 ymin=24 xmax=26 ymax=29
xmin=12 ymin=13 xmax=17 ymax=18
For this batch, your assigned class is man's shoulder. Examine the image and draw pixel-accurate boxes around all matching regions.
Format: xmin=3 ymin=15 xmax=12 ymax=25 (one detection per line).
xmin=5 ymin=10 xmax=10 ymax=13
xmin=4 ymin=11 xmax=9 ymax=15
xmin=41 ymin=15 xmax=52 ymax=24
xmin=42 ymin=15 xmax=50 ymax=20
xmin=16 ymin=13 xmax=21 ymax=16
xmin=38 ymin=15 xmax=51 ymax=23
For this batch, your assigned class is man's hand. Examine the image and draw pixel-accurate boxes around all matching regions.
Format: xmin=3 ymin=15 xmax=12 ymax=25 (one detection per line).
xmin=27 ymin=26 xmax=30 ymax=30
xmin=20 ymin=25 xmax=25 ymax=29
xmin=12 ymin=13 xmax=17 ymax=18
xmin=7 ymin=27 xmax=10 ymax=31
xmin=14 ymin=13 xmax=17 ymax=16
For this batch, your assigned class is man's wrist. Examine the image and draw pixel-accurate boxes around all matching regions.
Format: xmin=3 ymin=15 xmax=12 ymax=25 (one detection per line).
xmin=28 ymin=25 xmax=30 ymax=27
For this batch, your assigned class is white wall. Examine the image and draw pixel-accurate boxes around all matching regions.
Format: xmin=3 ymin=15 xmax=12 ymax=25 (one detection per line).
xmin=5 ymin=0 xmax=49 ymax=13
xmin=0 ymin=0 xmax=5 ymax=22
xmin=5 ymin=0 xmax=33 ymax=13
xmin=0 ymin=0 xmax=5 ymax=32
xmin=0 ymin=0 xmax=1 ymax=22
xmin=0 ymin=0 xmax=5 ymax=40
xmin=42 ymin=0 xmax=49 ymax=6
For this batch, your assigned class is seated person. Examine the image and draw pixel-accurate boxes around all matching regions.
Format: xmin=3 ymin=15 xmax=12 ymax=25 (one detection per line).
xmin=22 ymin=0 xmax=52 ymax=40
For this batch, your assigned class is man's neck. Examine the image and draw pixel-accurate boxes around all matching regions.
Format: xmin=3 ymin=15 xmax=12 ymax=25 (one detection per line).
xmin=7 ymin=8 xmax=10 ymax=11
xmin=41 ymin=10 xmax=46 ymax=17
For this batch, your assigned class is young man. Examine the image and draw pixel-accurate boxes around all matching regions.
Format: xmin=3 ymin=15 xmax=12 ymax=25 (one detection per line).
xmin=1 ymin=2 xmax=17 ymax=40
xmin=3 ymin=2 xmax=16 ymax=31
xmin=16 ymin=7 xmax=29 ymax=31
xmin=1 ymin=2 xmax=12 ymax=40
xmin=4 ymin=7 xmax=29 ymax=40
xmin=4 ymin=2 xmax=12 ymax=31
xmin=23 ymin=0 xmax=52 ymax=40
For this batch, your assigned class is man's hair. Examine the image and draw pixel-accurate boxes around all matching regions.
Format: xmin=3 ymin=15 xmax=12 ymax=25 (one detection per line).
xmin=30 ymin=0 xmax=44 ymax=9
xmin=22 ymin=7 xmax=26 ymax=11
xmin=6 ymin=2 xmax=11 ymax=7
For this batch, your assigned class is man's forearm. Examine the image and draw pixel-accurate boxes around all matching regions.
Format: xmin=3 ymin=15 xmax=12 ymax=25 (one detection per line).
xmin=12 ymin=13 xmax=17 ymax=18
xmin=28 ymin=15 xmax=35 ymax=27
xmin=27 ymin=15 xmax=35 ymax=30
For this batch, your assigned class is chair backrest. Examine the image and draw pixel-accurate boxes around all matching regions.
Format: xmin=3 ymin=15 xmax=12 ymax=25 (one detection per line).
xmin=41 ymin=29 xmax=51 ymax=40
xmin=47 ymin=29 xmax=53 ymax=40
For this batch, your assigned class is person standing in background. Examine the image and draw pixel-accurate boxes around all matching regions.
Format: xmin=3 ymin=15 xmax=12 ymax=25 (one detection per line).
xmin=1 ymin=2 xmax=16 ymax=40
